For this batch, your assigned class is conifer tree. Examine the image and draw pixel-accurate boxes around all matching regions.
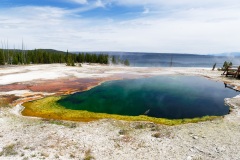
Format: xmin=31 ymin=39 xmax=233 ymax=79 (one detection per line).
xmin=0 ymin=51 xmax=5 ymax=65
xmin=12 ymin=55 xmax=18 ymax=65
xmin=124 ymin=59 xmax=130 ymax=66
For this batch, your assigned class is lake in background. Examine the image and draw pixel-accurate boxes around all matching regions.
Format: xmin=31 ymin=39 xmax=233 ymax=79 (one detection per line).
xmin=102 ymin=52 xmax=240 ymax=68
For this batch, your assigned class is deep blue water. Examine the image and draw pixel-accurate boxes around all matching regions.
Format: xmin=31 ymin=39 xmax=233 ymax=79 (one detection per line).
xmin=58 ymin=76 xmax=238 ymax=119
xmin=106 ymin=52 xmax=240 ymax=68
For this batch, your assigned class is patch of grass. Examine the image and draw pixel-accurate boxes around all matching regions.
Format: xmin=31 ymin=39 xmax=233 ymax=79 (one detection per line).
xmin=42 ymin=119 xmax=65 ymax=125
xmin=23 ymin=146 xmax=30 ymax=150
xmin=69 ymin=153 xmax=75 ymax=158
xmin=151 ymin=126 xmax=160 ymax=131
xmin=118 ymin=129 xmax=128 ymax=135
xmin=152 ymin=130 xmax=173 ymax=139
xmin=84 ymin=149 xmax=95 ymax=160
xmin=40 ymin=152 xmax=49 ymax=158
xmin=114 ymin=142 xmax=121 ymax=148
xmin=152 ymin=132 xmax=162 ymax=138
xmin=134 ymin=124 xmax=145 ymax=129
xmin=22 ymin=96 xmax=221 ymax=125
xmin=0 ymin=144 xmax=18 ymax=156
xmin=137 ymin=141 xmax=146 ymax=148
xmin=31 ymin=154 xmax=36 ymax=157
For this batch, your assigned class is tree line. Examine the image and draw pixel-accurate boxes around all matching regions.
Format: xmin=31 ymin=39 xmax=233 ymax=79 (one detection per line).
xmin=0 ymin=49 xmax=109 ymax=66
xmin=111 ymin=55 xmax=130 ymax=66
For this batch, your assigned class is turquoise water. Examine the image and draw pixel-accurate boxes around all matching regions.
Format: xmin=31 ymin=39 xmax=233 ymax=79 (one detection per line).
xmin=58 ymin=76 xmax=238 ymax=119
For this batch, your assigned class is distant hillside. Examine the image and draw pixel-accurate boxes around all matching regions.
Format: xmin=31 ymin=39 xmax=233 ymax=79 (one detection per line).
xmin=211 ymin=52 xmax=240 ymax=57
xmin=35 ymin=49 xmax=67 ymax=54
xmin=1 ymin=48 xmax=67 ymax=54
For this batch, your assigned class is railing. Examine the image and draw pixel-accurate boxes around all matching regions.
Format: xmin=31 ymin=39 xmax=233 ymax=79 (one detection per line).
xmin=222 ymin=65 xmax=240 ymax=78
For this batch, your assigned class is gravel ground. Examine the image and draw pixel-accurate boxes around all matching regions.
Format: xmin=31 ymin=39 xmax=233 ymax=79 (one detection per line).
xmin=0 ymin=64 xmax=240 ymax=160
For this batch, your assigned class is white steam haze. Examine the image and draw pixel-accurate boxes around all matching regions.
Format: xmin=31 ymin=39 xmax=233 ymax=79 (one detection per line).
xmin=0 ymin=0 xmax=240 ymax=54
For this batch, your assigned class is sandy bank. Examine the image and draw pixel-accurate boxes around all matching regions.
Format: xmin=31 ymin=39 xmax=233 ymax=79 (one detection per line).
xmin=0 ymin=64 xmax=240 ymax=160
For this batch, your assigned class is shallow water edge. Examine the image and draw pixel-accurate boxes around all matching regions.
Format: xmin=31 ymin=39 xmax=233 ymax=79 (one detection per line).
xmin=22 ymin=96 xmax=221 ymax=125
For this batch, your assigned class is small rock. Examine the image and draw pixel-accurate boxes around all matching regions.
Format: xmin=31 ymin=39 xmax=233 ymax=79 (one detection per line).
xmin=69 ymin=123 xmax=77 ymax=128
xmin=193 ymin=136 xmax=198 ymax=140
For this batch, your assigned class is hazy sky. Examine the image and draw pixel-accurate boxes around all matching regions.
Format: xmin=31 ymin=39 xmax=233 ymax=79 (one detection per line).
xmin=0 ymin=0 xmax=240 ymax=54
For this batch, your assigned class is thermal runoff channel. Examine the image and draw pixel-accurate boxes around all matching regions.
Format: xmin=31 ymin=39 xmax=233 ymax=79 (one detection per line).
xmin=57 ymin=76 xmax=237 ymax=119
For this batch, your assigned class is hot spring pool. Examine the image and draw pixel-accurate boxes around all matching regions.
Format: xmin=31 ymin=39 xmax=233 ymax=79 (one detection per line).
xmin=57 ymin=76 xmax=237 ymax=119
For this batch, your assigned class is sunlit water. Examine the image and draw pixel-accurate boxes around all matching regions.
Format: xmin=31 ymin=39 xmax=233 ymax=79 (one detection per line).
xmin=58 ymin=76 xmax=238 ymax=119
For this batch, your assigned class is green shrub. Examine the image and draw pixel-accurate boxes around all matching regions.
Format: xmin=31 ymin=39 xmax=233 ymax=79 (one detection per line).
xmin=0 ymin=144 xmax=18 ymax=156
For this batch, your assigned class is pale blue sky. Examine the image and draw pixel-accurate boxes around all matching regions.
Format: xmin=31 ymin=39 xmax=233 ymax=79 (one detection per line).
xmin=0 ymin=0 xmax=240 ymax=54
